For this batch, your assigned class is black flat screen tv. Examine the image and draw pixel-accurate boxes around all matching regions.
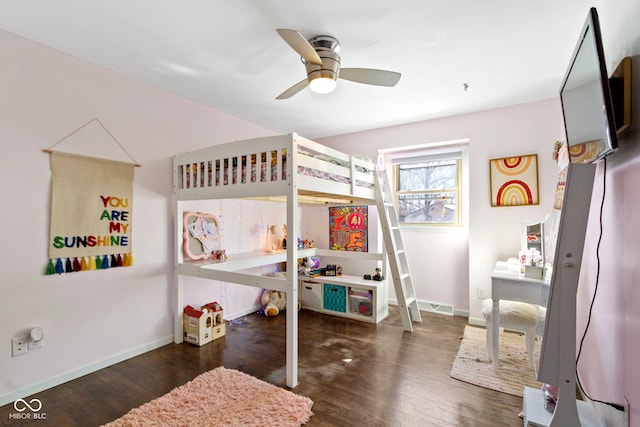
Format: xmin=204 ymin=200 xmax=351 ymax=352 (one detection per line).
xmin=560 ymin=7 xmax=619 ymax=163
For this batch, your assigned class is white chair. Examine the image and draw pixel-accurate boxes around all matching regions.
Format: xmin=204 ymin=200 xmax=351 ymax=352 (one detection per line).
xmin=481 ymin=299 xmax=544 ymax=369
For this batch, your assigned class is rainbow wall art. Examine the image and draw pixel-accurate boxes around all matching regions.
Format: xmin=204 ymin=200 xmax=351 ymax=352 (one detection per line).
xmin=489 ymin=154 xmax=539 ymax=207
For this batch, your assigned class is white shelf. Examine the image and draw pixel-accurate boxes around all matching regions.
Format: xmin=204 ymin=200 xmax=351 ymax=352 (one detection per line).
xmin=299 ymin=274 xmax=388 ymax=323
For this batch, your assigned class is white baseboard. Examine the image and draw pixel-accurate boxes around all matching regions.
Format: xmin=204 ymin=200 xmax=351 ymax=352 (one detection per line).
xmin=468 ymin=316 xmax=486 ymax=327
xmin=226 ymin=304 xmax=262 ymax=320
xmin=0 ymin=335 xmax=173 ymax=407
xmin=454 ymin=308 xmax=470 ymax=318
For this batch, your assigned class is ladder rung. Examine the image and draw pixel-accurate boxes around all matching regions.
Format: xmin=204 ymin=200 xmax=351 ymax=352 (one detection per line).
xmin=400 ymin=273 xmax=410 ymax=281
xmin=405 ymin=297 xmax=416 ymax=306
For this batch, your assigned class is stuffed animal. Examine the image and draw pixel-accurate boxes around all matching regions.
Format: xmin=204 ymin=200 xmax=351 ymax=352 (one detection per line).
xmin=261 ymin=289 xmax=287 ymax=317
xmin=260 ymin=284 xmax=302 ymax=316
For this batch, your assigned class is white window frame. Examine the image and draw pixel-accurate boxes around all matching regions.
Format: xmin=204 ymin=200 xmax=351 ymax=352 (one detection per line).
xmin=378 ymin=139 xmax=469 ymax=229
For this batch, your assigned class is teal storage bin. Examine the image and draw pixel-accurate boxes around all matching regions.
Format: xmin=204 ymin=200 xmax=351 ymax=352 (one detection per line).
xmin=323 ymin=284 xmax=346 ymax=312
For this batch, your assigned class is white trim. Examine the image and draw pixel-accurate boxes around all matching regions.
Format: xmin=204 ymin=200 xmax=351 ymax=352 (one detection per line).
xmin=0 ymin=335 xmax=174 ymax=407
xmin=226 ymin=305 xmax=263 ymax=320
xmin=468 ymin=316 xmax=486 ymax=327
xmin=454 ymin=308 xmax=470 ymax=318
xmin=377 ymin=138 xmax=470 ymax=155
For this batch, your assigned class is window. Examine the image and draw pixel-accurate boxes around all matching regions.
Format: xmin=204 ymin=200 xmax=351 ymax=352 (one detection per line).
xmin=394 ymin=155 xmax=461 ymax=226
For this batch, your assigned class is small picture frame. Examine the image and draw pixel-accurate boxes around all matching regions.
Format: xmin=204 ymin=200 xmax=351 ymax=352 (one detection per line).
xmin=489 ymin=154 xmax=539 ymax=207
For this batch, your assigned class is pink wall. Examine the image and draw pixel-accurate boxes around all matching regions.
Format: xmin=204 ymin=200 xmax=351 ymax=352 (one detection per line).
xmin=319 ymin=99 xmax=566 ymax=318
xmin=577 ymin=2 xmax=640 ymax=424
xmin=0 ymin=29 xmax=277 ymax=404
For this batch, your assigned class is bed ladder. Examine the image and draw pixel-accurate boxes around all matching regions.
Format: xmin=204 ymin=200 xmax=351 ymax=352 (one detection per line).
xmin=374 ymin=168 xmax=422 ymax=332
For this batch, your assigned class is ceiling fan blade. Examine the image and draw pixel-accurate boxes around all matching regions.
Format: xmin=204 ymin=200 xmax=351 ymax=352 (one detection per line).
xmin=339 ymin=68 xmax=401 ymax=87
xmin=276 ymin=78 xmax=309 ymax=100
xmin=276 ymin=29 xmax=323 ymax=65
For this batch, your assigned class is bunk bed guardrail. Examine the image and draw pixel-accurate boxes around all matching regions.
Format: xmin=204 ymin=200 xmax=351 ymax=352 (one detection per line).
xmin=174 ymin=133 xmax=377 ymax=201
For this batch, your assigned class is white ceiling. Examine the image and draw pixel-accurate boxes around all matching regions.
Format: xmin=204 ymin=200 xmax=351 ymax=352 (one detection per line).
xmin=0 ymin=0 xmax=594 ymax=139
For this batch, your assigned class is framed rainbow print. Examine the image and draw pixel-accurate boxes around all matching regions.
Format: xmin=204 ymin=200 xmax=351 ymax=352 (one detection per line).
xmin=489 ymin=154 xmax=539 ymax=207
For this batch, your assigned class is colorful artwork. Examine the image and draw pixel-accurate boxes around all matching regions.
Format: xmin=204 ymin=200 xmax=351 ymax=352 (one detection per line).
xmin=183 ymin=212 xmax=224 ymax=260
xmin=329 ymin=206 xmax=368 ymax=252
xmin=47 ymin=152 xmax=134 ymax=274
xmin=489 ymin=154 xmax=539 ymax=207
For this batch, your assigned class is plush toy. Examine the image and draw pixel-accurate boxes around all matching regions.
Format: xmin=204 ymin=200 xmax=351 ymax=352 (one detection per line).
xmin=260 ymin=283 xmax=303 ymax=316
xmin=260 ymin=289 xmax=287 ymax=317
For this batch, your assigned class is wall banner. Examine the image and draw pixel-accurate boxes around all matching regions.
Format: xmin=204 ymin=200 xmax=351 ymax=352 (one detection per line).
xmin=46 ymin=152 xmax=134 ymax=274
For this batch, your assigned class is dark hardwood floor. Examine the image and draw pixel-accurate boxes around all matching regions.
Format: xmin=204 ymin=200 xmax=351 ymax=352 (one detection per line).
xmin=1 ymin=307 xmax=524 ymax=426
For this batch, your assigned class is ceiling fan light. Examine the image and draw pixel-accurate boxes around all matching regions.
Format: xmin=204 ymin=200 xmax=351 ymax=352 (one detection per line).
xmin=309 ymin=77 xmax=337 ymax=94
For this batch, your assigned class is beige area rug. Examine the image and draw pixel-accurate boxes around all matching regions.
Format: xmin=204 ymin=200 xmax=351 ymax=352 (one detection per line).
xmin=103 ymin=367 xmax=313 ymax=427
xmin=450 ymin=325 xmax=542 ymax=397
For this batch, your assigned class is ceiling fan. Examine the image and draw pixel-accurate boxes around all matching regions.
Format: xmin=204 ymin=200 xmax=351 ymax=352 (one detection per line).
xmin=275 ymin=28 xmax=401 ymax=100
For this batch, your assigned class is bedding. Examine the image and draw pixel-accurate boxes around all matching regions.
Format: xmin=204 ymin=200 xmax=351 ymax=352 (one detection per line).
xmin=181 ymin=148 xmax=372 ymax=189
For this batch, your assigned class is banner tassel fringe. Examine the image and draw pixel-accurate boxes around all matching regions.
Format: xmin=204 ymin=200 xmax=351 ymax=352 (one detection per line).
xmin=45 ymin=259 xmax=55 ymax=275
xmin=55 ymin=258 xmax=64 ymax=274
xmin=65 ymin=258 xmax=73 ymax=273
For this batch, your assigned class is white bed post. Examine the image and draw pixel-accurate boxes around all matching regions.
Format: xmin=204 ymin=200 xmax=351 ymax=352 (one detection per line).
xmin=286 ymin=136 xmax=299 ymax=388
xmin=172 ymin=156 xmax=184 ymax=344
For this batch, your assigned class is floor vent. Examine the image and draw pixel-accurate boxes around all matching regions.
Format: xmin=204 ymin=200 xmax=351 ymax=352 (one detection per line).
xmin=389 ymin=299 xmax=455 ymax=316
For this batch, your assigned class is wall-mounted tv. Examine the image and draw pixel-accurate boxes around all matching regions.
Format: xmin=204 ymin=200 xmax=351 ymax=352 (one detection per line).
xmin=560 ymin=7 xmax=619 ymax=163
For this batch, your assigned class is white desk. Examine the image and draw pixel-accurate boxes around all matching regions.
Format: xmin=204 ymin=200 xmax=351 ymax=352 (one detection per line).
xmin=491 ymin=261 xmax=550 ymax=370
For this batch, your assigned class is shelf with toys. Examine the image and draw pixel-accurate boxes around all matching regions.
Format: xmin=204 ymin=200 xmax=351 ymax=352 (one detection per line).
xmin=298 ymin=255 xmax=388 ymax=324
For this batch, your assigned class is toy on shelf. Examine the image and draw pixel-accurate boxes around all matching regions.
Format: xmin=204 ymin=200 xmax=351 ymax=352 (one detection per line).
xmin=364 ymin=268 xmax=384 ymax=281
xmin=298 ymin=256 xmax=322 ymax=277
xmin=324 ymin=264 xmax=337 ymax=276
xmin=265 ymin=225 xmax=278 ymax=252
xmin=265 ymin=224 xmax=290 ymax=252
xmin=281 ymin=224 xmax=287 ymax=249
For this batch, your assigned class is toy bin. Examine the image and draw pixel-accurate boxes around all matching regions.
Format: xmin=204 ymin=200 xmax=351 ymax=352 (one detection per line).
xmin=323 ymin=284 xmax=346 ymax=312
xmin=350 ymin=295 xmax=372 ymax=316
xmin=300 ymin=280 xmax=323 ymax=309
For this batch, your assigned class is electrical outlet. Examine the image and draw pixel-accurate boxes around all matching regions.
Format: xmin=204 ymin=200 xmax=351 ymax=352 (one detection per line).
xmin=11 ymin=335 xmax=28 ymax=357
xmin=477 ymin=288 xmax=488 ymax=299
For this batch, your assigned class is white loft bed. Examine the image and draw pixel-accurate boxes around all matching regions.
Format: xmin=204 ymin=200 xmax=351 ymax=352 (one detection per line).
xmin=173 ymin=133 xmax=383 ymax=388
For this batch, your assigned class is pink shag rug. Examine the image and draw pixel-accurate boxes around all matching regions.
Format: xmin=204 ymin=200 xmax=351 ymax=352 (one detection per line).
xmin=103 ymin=367 xmax=313 ymax=427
